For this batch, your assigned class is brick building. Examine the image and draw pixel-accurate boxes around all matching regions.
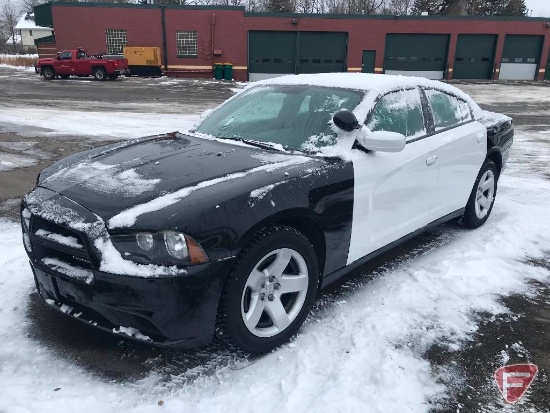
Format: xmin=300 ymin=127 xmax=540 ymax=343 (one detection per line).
xmin=34 ymin=2 xmax=550 ymax=81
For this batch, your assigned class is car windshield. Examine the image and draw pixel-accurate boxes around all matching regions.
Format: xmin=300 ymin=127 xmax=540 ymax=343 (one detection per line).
xmin=195 ymin=85 xmax=364 ymax=152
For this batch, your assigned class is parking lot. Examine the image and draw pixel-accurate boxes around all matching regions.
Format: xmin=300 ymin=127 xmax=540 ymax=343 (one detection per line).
xmin=1 ymin=67 xmax=550 ymax=413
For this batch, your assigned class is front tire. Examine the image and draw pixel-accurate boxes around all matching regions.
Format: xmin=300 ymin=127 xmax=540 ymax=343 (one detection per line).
xmin=216 ymin=226 xmax=319 ymax=353
xmin=93 ymin=67 xmax=107 ymax=81
xmin=42 ymin=67 xmax=55 ymax=80
xmin=462 ymin=160 xmax=498 ymax=229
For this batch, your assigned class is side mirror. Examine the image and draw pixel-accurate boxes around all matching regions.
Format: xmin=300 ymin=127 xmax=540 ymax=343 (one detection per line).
xmin=333 ymin=110 xmax=360 ymax=132
xmin=358 ymin=130 xmax=406 ymax=152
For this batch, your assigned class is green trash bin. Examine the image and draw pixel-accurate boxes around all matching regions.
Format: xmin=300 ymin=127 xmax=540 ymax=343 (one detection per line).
xmin=214 ymin=63 xmax=224 ymax=80
xmin=223 ymin=63 xmax=233 ymax=81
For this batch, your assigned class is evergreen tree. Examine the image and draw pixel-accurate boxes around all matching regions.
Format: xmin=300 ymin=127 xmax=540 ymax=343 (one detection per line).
xmin=502 ymin=0 xmax=527 ymax=16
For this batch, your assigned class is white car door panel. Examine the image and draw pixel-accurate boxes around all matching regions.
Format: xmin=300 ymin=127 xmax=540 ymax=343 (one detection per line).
xmin=347 ymin=138 xmax=439 ymax=264
xmin=422 ymin=89 xmax=488 ymax=221
xmin=431 ymin=121 xmax=487 ymax=219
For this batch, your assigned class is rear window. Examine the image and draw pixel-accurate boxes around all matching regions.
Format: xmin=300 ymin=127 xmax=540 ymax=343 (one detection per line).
xmin=425 ymin=89 xmax=472 ymax=131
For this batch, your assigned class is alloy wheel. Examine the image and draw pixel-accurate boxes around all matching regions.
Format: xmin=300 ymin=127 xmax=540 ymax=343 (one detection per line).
xmin=240 ymin=248 xmax=309 ymax=338
xmin=475 ymin=169 xmax=495 ymax=219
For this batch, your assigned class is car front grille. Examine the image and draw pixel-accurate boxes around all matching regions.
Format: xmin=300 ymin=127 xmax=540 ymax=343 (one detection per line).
xmin=23 ymin=211 xmax=95 ymax=285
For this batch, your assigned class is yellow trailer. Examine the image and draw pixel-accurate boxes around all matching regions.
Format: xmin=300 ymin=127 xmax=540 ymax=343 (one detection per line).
xmin=123 ymin=47 xmax=163 ymax=77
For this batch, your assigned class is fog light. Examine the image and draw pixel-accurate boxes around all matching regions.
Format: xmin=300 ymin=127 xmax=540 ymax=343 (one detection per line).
xmin=136 ymin=233 xmax=154 ymax=251
xmin=164 ymin=231 xmax=188 ymax=260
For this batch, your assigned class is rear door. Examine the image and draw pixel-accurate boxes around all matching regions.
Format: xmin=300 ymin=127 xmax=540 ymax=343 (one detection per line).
xmin=347 ymin=88 xmax=439 ymax=264
xmin=422 ymin=88 xmax=486 ymax=220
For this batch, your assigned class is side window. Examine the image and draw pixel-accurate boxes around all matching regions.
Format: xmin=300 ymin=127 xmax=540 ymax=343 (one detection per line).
xmin=366 ymin=89 xmax=426 ymax=140
xmin=425 ymin=89 xmax=472 ymax=131
xmin=59 ymin=52 xmax=72 ymax=60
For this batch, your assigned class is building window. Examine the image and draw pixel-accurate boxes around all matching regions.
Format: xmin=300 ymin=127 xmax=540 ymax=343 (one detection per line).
xmin=29 ymin=30 xmax=33 ymax=36
xmin=105 ymin=29 xmax=127 ymax=54
xmin=176 ymin=31 xmax=198 ymax=56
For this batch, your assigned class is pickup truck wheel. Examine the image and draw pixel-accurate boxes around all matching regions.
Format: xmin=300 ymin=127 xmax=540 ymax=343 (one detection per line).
xmin=109 ymin=74 xmax=119 ymax=80
xmin=216 ymin=225 xmax=319 ymax=353
xmin=42 ymin=67 xmax=55 ymax=80
xmin=462 ymin=160 xmax=498 ymax=229
xmin=93 ymin=67 xmax=107 ymax=81
xmin=60 ymin=75 xmax=70 ymax=79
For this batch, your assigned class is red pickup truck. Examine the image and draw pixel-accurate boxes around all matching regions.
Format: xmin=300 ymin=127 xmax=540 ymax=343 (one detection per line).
xmin=36 ymin=48 xmax=129 ymax=81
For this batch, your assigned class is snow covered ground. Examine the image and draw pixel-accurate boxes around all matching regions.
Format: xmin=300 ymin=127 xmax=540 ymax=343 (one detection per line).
xmin=0 ymin=78 xmax=550 ymax=412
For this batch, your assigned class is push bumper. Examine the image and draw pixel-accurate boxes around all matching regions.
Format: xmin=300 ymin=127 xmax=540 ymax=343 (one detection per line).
xmin=31 ymin=258 xmax=235 ymax=347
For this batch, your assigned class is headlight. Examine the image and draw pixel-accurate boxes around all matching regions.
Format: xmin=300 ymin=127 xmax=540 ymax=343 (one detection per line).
xmin=163 ymin=231 xmax=188 ymax=260
xmin=110 ymin=231 xmax=208 ymax=266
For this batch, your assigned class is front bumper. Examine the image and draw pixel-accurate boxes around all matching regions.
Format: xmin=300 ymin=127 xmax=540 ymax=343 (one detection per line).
xmin=22 ymin=187 xmax=235 ymax=347
xmin=31 ymin=258 xmax=234 ymax=347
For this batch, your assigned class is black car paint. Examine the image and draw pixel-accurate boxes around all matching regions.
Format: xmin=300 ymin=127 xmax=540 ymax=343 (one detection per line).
xmin=24 ymin=134 xmax=354 ymax=346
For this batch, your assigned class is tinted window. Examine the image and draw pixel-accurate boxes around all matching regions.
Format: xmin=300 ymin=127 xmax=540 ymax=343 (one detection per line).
xmin=425 ymin=89 xmax=472 ymax=131
xmin=366 ymin=89 xmax=426 ymax=139
xmin=59 ymin=52 xmax=72 ymax=60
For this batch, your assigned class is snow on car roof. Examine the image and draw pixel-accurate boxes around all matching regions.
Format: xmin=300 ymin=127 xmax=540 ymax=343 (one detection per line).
xmin=254 ymin=72 xmax=485 ymax=118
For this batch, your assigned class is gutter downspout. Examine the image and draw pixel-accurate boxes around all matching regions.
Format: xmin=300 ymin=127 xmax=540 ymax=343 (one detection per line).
xmin=161 ymin=5 xmax=168 ymax=72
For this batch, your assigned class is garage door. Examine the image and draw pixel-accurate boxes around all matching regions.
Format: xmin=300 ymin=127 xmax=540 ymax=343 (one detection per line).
xmin=248 ymin=31 xmax=297 ymax=82
xmin=453 ymin=34 xmax=497 ymax=80
xmin=500 ymin=35 xmax=544 ymax=80
xmin=248 ymin=31 xmax=347 ymax=81
xmin=298 ymin=32 xmax=347 ymax=74
xmin=384 ymin=34 xmax=449 ymax=80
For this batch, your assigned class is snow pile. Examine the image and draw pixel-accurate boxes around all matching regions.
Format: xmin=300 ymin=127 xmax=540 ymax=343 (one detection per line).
xmin=0 ymin=108 xmax=199 ymax=140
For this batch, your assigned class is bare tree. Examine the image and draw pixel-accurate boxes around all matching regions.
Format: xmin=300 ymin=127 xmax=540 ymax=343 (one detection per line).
xmin=20 ymin=0 xmax=47 ymax=13
xmin=384 ymin=0 xmax=413 ymax=14
xmin=0 ymin=0 xmax=20 ymax=52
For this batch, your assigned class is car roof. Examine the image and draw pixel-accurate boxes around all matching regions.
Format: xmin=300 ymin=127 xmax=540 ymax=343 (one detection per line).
xmin=258 ymin=72 xmax=451 ymax=94
xmin=253 ymin=72 xmax=483 ymax=118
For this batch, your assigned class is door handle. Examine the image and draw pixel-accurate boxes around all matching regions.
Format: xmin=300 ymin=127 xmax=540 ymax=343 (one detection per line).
xmin=476 ymin=133 xmax=485 ymax=143
xmin=426 ymin=155 xmax=437 ymax=166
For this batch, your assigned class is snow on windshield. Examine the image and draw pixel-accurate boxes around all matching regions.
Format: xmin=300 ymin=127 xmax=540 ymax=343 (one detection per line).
xmin=195 ymin=84 xmax=363 ymax=152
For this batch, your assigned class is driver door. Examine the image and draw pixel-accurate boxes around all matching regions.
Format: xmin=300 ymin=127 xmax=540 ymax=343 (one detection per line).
xmin=56 ymin=51 xmax=74 ymax=75
xmin=347 ymin=88 xmax=440 ymax=264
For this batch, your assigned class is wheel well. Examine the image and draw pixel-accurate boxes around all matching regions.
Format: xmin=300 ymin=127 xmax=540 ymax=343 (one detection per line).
xmin=486 ymin=151 xmax=502 ymax=177
xmin=41 ymin=65 xmax=53 ymax=73
xmin=92 ymin=66 xmax=106 ymax=72
xmin=272 ymin=216 xmax=326 ymax=279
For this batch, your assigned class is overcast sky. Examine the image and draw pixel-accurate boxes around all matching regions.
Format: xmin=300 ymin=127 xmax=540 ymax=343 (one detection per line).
xmin=526 ymin=0 xmax=550 ymax=17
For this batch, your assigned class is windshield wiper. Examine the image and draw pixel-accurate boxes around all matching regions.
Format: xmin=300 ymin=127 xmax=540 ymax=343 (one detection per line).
xmin=220 ymin=136 xmax=284 ymax=152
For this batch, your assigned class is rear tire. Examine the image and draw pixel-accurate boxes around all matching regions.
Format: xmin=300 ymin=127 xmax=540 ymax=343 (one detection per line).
xmin=42 ymin=67 xmax=55 ymax=80
xmin=462 ymin=160 xmax=498 ymax=229
xmin=216 ymin=225 xmax=319 ymax=353
xmin=93 ymin=67 xmax=107 ymax=81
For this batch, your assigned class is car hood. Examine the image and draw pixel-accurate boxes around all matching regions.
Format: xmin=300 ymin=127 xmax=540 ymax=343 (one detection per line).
xmin=38 ymin=133 xmax=314 ymax=224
